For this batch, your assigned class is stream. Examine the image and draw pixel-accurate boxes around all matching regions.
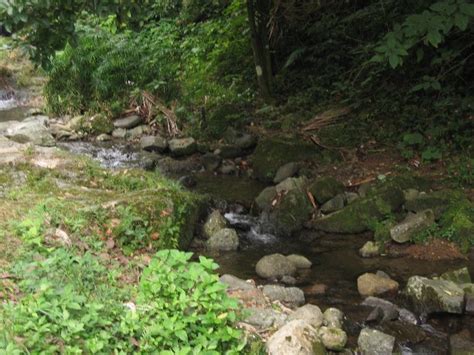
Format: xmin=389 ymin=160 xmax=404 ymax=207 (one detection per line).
xmin=2 ymin=97 xmax=474 ymax=353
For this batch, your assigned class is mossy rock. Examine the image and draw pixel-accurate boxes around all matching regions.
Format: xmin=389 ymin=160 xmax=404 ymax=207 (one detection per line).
xmin=310 ymin=187 xmax=404 ymax=234
xmin=251 ymin=137 xmax=320 ymax=183
xmin=404 ymin=190 xmax=453 ymax=219
xmin=439 ymin=195 xmax=474 ymax=252
xmin=308 ymin=177 xmax=345 ymax=204
xmin=89 ymin=114 xmax=114 ymax=135
xmin=269 ymin=189 xmax=313 ymax=237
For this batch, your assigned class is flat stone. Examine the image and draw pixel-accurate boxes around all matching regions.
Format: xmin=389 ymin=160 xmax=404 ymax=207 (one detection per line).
xmin=262 ymin=285 xmax=305 ymax=306
xmin=140 ymin=135 xmax=168 ymax=152
xmin=390 ymin=209 xmax=435 ymax=243
xmin=219 ymin=274 xmax=255 ymax=291
xmin=357 ymin=273 xmax=399 ymax=297
xmin=405 ymin=276 xmax=465 ymax=314
xmin=358 ymin=328 xmax=395 ymax=355
xmin=168 ymin=137 xmax=197 ymax=157
xmin=288 ymin=304 xmax=324 ymax=328
xmin=113 ymin=115 xmax=142 ymax=129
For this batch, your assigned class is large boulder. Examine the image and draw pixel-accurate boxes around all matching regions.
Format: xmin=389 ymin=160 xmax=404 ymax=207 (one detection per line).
xmin=390 ymin=209 xmax=435 ymax=243
xmin=113 ymin=115 xmax=143 ymax=129
xmin=168 ymin=137 xmax=197 ymax=157
xmin=357 ymin=272 xmax=399 ymax=297
xmin=266 ymin=320 xmax=324 ymax=355
xmin=308 ymin=177 xmax=345 ymax=204
xmin=310 ymin=186 xmax=404 ymax=234
xmin=5 ymin=116 xmax=55 ymax=147
xmin=251 ymin=137 xmax=320 ymax=182
xmin=262 ymin=285 xmax=305 ymax=306
xmin=256 ymin=254 xmax=296 ymax=279
xmin=405 ymin=276 xmax=465 ymax=314
xmin=288 ymin=304 xmax=324 ymax=328
xmin=206 ymin=228 xmax=239 ymax=251
xmin=203 ymin=210 xmax=227 ymax=239
xmin=357 ymin=328 xmax=395 ymax=355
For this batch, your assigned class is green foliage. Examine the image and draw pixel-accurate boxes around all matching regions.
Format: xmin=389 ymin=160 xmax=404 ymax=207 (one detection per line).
xmin=448 ymin=156 xmax=474 ymax=187
xmin=122 ymin=250 xmax=244 ymax=353
xmin=398 ymin=132 xmax=443 ymax=162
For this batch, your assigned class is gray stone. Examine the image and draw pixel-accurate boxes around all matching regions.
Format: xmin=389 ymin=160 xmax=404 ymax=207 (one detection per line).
xmin=206 ymin=228 xmax=239 ymax=251
xmin=357 ymin=273 xmax=399 ymax=297
xmin=202 ymin=153 xmax=221 ymax=171
xmin=219 ymin=274 xmax=255 ymax=291
xmin=255 ymin=186 xmax=277 ymax=212
xmin=288 ymin=304 xmax=324 ymax=328
xmin=126 ymin=125 xmax=147 ymax=139
xmin=262 ymin=285 xmax=305 ymax=306
xmin=112 ymin=128 xmax=127 ymax=138
xmin=323 ymin=307 xmax=344 ymax=328
xmin=5 ymin=116 xmax=55 ymax=147
xmin=318 ymin=326 xmax=347 ymax=351
xmin=256 ymin=254 xmax=296 ymax=279
xmin=203 ymin=210 xmax=227 ymax=239
xmin=359 ymin=241 xmax=380 ymax=258
xmin=169 ymin=137 xmax=197 ymax=156
xmin=113 ymin=115 xmax=142 ymax=129
xmin=361 ymin=297 xmax=399 ymax=322
xmin=405 ymin=276 xmax=465 ymax=314
xmin=281 ymin=275 xmax=297 ymax=285
xmin=320 ymin=194 xmax=346 ymax=214
xmin=344 ymin=192 xmax=359 ymax=204
xmin=440 ymin=267 xmax=471 ymax=284
xmin=357 ymin=328 xmax=395 ymax=355
xmin=266 ymin=320 xmax=322 ymax=355
xmin=245 ymin=308 xmax=288 ymax=329
xmin=276 ymin=176 xmax=308 ymax=194
xmin=140 ymin=135 xmax=168 ymax=152
xmin=274 ymin=162 xmax=299 ymax=184
xmin=390 ymin=209 xmax=435 ymax=243
xmin=286 ymin=254 xmax=312 ymax=269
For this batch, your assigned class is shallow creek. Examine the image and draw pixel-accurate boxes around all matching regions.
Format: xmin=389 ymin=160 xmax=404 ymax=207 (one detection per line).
xmin=2 ymin=98 xmax=473 ymax=353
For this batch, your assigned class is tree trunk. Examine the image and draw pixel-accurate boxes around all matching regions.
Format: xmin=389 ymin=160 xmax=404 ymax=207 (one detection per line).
xmin=247 ymin=0 xmax=273 ymax=101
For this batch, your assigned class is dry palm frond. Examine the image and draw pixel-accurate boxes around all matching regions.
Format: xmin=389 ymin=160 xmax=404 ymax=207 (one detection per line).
xmin=302 ymin=107 xmax=350 ymax=132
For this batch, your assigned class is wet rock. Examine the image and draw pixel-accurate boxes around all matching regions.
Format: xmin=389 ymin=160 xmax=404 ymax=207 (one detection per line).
xmin=390 ymin=209 xmax=435 ymax=243
xmin=323 ymin=308 xmax=344 ymax=328
xmin=405 ymin=276 xmax=465 ymax=314
xmin=361 ymin=297 xmax=399 ymax=322
xmin=404 ymin=191 xmax=451 ymax=219
xmin=113 ymin=115 xmax=142 ymax=129
xmin=266 ymin=320 xmax=323 ymax=355
xmin=256 ymin=254 xmax=296 ymax=279
xmin=320 ymin=194 xmax=345 ymax=214
xmin=203 ymin=210 xmax=227 ymax=239
xmin=219 ymin=274 xmax=255 ymax=291
xmin=140 ymin=135 xmax=168 ymax=152
xmin=255 ymin=186 xmax=277 ymax=212
xmin=359 ymin=241 xmax=380 ymax=258
xmin=245 ymin=308 xmax=288 ymax=329
xmin=112 ymin=128 xmax=127 ymax=138
xmin=286 ymin=254 xmax=312 ymax=269
xmin=318 ymin=326 xmax=347 ymax=351
xmin=268 ymin=189 xmax=313 ymax=237
xmin=5 ymin=116 xmax=55 ymax=147
xmin=206 ymin=228 xmax=239 ymax=251
xmin=169 ymin=137 xmax=197 ymax=157
xmin=440 ymin=267 xmax=471 ymax=284
xmin=202 ymin=153 xmax=221 ymax=172
xmin=288 ymin=304 xmax=324 ymax=328
xmin=308 ymin=177 xmax=345 ymax=204
xmin=262 ymin=285 xmax=305 ymax=306
xmin=251 ymin=137 xmax=319 ymax=183
xmin=357 ymin=328 xmax=395 ymax=355
xmin=357 ymin=273 xmax=399 ymax=297
xmin=450 ymin=330 xmax=474 ymax=353
xmin=274 ymin=162 xmax=299 ymax=184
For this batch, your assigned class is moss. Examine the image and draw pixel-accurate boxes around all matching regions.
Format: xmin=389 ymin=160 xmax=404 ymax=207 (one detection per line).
xmin=308 ymin=177 xmax=345 ymax=204
xmin=251 ymin=137 xmax=320 ymax=182
xmin=88 ymin=114 xmax=114 ymax=135
xmin=439 ymin=197 xmax=474 ymax=252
